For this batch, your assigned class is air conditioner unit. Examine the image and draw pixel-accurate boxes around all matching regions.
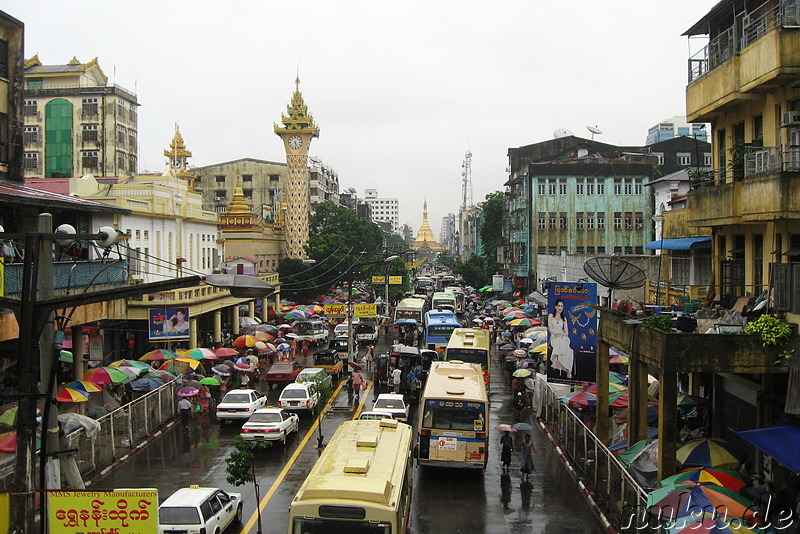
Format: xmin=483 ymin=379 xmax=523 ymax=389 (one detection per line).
xmin=214 ymin=196 xmax=223 ymax=201
xmin=781 ymin=111 xmax=800 ymax=127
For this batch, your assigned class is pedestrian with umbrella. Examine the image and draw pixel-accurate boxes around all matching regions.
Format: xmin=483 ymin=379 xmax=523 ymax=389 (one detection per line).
xmin=178 ymin=396 xmax=192 ymax=428
xmin=500 ymin=430 xmax=514 ymax=472
xmin=519 ymin=433 xmax=539 ymax=482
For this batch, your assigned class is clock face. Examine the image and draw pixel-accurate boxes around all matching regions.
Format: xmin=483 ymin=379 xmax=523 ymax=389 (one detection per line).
xmin=288 ymin=135 xmax=302 ymax=149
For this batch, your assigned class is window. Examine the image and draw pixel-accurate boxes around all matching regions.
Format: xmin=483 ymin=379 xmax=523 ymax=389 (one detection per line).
xmin=635 ymin=212 xmax=643 ymax=229
xmin=81 ymin=151 xmax=98 ymax=169
xmin=587 ymin=246 xmax=595 ymax=254
xmin=614 ymin=212 xmax=622 ymax=230
xmin=23 ymin=126 xmax=39 ymax=144
xmin=0 ymin=39 xmax=8 ymax=79
xmin=624 ymin=213 xmax=632 ymax=230
xmin=214 ymin=190 xmax=227 ymax=199
xmin=559 ymin=212 xmax=566 ymax=230
xmin=117 ymin=101 xmax=125 ymax=119
xmin=129 ymin=104 xmax=137 ymax=122
xmin=538 ymin=246 xmax=546 ymax=254
xmin=635 ymin=246 xmax=643 ymax=254
xmin=117 ymin=150 xmax=126 ymax=169
xmin=548 ymin=180 xmax=556 ymax=195
xmin=624 ymin=246 xmax=633 ymax=254
xmin=82 ymin=98 xmax=98 ymax=116
xmin=634 ymin=179 xmax=643 ymax=195
xmin=576 ymin=179 xmax=584 ymax=195
xmin=586 ymin=212 xmax=595 ymax=230
xmin=576 ymin=212 xmax=584 ymax=230
xmin=586 ymin=180 xmax=595 ymax=195
xmin=129 ymin=130 xmax=136 ymax=150
xmin=537 ymin=180 xmax=546 ymax=195
xmin=82 ymin=124 xmax=98 ymax=142
xmin=614 ymin=179 xmax=622 ymax=195
xmin=215 ymin=175 xmax=226 ymax=184
xmin=24 ymin=152 xmax=38 ymax=170
xmin=144 ymin=230 xmax=149 ymax=239
xmin=558 ymin=180 xmax=567 ymax=195
xmin=598 ymin=246 xmax=606 ymax=254
xmin=538 ymin=212 xmax=546 ymax=230
xmin=677 ymin=152 xmax=691 ymax=166
xmin=597 ymin=213 xmax=605 ymax=229
xmin=753 ymin=115 xmax=764 ymax=145
xmin=243 ymin=189 xmax=253 ymax=199
xmin=242 ymin=174 xmax=253 ymax=183
xmin=548 ymin=247 xmax=557 ymax=255
xmin=549 ymin=213 xmax=556 ymax=230
xmin=576 ymin=246 xmax=585 ymax=254
xmin=26 ymin=78 xmax=42 ymax=90
xmin=703 ymin=153 xmax=712 ymax=166
xmin=135 ymin=230 xmax=141 ymax=239
xmin=671 ymin=255 xmax=691 ymax=285
xmin=614 ymin=246 xmax=623 ymax=254
xmin=24 ymin=100 xmax=38 ymax=117
xmin=128 ymin=153 xmax=136 ymax=172
xmin=116 ymin=125 xmax=126 ymax=145
xmin=653 ymin=152 xmax=665 ymax=165
xmin=718 ymin=129 xmax=727 ymax=169
xmin=623 ymin=179 xmax=632 ymax=195
xmin=597 ymin=180 xmax=605 ymax=195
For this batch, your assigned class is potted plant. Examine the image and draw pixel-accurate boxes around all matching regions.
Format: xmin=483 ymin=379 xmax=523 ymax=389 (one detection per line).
xmin=743 ymin=315 xmax=795 ymax=363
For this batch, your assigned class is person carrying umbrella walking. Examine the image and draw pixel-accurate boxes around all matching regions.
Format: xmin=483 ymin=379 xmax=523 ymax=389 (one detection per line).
xmin=519 ymin=434 xmax=539 ymax=481
xmin=178 ymin=397 xmax=192 ymax=428
xmin=351 ymin=369 xmax=364 ymax=402
xmin=500 ymin=430 xmax=513 ymax=472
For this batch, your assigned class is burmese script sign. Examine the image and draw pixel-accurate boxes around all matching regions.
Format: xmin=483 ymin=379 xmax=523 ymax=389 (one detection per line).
xmin=354 ymin=303 xmax=378 ymax=318
xmin=324 ymin=303 xmax=346 ymax=318
xmin=48 ymin=489 xmax=158 ymax=534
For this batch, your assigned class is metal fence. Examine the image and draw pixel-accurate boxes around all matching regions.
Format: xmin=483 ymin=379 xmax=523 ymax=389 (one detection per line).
xmin=537 ymin=381 xmax=654 ymax=532
xmin=0 ymin=379 xmax=179 ymax=489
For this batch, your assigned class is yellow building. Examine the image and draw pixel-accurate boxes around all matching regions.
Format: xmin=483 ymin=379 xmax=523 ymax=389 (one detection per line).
xmin=684 ymin=0 xmax=800 ymax=319
xmin=23 ymin=56 xmax=138 ymax=180
xmin=0 ymin=10 xmax=24 ymax=182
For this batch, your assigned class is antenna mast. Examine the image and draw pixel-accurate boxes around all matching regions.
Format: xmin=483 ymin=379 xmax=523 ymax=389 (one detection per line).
xmin=461 ymin=149 xmax=473 ymax=210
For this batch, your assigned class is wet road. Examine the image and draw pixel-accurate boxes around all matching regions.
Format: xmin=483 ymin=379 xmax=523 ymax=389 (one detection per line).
xmin=93 ymin=336 xmax=604 ymax=533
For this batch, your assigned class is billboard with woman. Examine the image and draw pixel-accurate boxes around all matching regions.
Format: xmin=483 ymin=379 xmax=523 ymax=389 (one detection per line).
xmin=149 ymin=307 xmax=191 ymax=341
xmin=546 ymin=282 xmax=597 ymax=385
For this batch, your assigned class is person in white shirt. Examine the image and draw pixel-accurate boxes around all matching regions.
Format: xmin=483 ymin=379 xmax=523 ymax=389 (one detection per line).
xmin=392 ymin=367 xmax=403 ymax=394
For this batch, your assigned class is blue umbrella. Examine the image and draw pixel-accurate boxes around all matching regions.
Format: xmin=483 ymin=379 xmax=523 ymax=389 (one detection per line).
xmin=127 ymin=376 xmax=166 ymax=391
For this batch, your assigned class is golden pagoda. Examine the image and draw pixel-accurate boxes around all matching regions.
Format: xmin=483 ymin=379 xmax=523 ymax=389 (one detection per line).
xmin=411 ymin=200 xmax=443 ymax=252
xmin=219 ymin=170 xmax=259 ymax=229
xmin=164 ymin=125 xmax=196 ymax=181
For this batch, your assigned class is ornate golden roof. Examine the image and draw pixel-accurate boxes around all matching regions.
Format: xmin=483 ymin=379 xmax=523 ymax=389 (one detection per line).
xmin=411 ymin=200 xmax=443 ymax=252
xmin=273 ymin=77 xmax=320 ymax=137
xmin=164 ymin=126 xmax=195 ymax=179
xmin=220 ymin=170 xmax=259 ymax=228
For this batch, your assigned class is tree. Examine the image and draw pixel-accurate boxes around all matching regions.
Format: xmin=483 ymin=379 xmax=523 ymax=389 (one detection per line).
xmin=479 ymin=191 xmax=504 ymax=265
xmin=226 ymin=437 xmax=270 ymax=533
xmin=304 ymin=373 xmax=334 ymax=448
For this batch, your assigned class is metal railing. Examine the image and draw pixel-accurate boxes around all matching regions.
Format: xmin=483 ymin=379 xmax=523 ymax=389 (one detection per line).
xmin=537 ymin=380 xmax=652 ymax=531
xmin=0 ymin=379 xmax=180 ymax=490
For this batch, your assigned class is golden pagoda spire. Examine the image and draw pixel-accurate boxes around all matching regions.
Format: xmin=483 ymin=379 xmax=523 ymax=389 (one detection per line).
xmin=412 ymin=199 xmax=443 ymax=252
xmin=220 ymin=169 xmax=258 ymax=228
xmin=164 ymin=125 xmax=195 ymax=179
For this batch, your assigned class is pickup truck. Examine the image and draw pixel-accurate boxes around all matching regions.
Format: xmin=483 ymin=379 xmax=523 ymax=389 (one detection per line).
xmin=355 ymin=322 xmax=378 ymax=343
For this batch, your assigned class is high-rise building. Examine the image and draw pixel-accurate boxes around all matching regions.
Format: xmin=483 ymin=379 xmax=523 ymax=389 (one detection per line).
xmin=440 ymin=213 xmax=457 ymax=254
xmin=364 ymin=189 xmax=399 ymax=233
xmin=23 ymin=56 xmax=139 ymax=180
xmin=646 ymin=116 xmax=709 ymax=145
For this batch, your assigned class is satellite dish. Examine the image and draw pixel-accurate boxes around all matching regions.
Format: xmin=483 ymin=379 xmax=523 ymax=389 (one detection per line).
xmin=553 ymin=128 xmax=574 ymax=139
xmin=587 ymin=125 xmax=603 ymax=140
xmin=583 ymin=257 xmax=646 ymax=303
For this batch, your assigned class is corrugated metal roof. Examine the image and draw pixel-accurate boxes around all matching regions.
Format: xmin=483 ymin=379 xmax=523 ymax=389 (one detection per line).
xmin=0 ymin=181 xmax=128 ymax=214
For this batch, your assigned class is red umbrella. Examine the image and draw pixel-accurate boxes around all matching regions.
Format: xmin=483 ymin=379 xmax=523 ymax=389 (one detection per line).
xmin=214 ymin=347 xmax=239 ymax=357
xmin=232 ymin=335 xmax=262 ymax=348
xmin=139 ymin=349 xmax=178 ymax=362
xmin=83 ymin=367 xmax=129 ymax=386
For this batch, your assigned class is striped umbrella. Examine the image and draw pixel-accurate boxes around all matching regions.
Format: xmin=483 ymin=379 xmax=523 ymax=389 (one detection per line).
xmin=676 ymin=439 xmax=747 ymax=469
xmin=214 ymin=347 xmax=239 ymax=357
xmin=174 ymin=357 xmax=202 ymax=369
xmin=559 ymin=391 xmax=597 ymax=408
xmin=144 ymin=368 xmax=176 ymax=382
xmin=83 ymin=367 xmax=130 ymax=386
xmin=646 ymin=483 xmax=755 ymax=524
xmin=139 ymin=349 xmax=178 ymax=362
xmin=661 ymin=467 xmax=746 ymax=492
xmin=0 ymin=430 xmax=40 ymax=454
xmin=676 ymin=394 xmax=707 ymax=407
xmin=56 ymin=380 xmax=101 ymax=402
xmin=668 ymin=516 xmax=764 ymax=533
xmin=610 ymin=391 xmax=629 ymax=409
xmin=179 ymin=348 xmax=217 ymax=360
xmin=107 ymin=359 xmax=150 ymax=371
xmin=232 ymin=335 xmax=263 ymax=349
xmin=584 ymin=382 xmax=628 ymax=395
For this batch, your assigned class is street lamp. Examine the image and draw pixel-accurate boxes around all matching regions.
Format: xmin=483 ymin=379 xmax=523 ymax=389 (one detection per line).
xmin=345 ymin=255 xmax=399 ymax=367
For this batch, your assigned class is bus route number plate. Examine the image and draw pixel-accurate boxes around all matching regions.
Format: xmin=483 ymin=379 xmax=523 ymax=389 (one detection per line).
xmin=437 ymin=437 xmax=457 ymax=450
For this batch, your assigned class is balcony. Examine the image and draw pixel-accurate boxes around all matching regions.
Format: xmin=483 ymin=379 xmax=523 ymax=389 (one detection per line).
xmin=3 ymin=260 xmax=129 ymax=298
xmin=508 ymin=230 xmax=528 ymax=243
xmin=686 ymin=1 xmax=800 ymax=122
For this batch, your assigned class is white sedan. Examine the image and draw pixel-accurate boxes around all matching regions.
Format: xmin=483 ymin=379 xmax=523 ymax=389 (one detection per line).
xmin=215 ymin=389 xmax=268 ymax=424
xmin=372 ymin=393 xmax=409 ymax=422
xmin=240 ymin=408 xmax=300 ymax=445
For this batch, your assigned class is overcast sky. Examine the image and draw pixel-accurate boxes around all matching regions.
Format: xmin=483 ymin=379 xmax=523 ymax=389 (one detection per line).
xmin=10 ymin=0 xmax=714 ymax=238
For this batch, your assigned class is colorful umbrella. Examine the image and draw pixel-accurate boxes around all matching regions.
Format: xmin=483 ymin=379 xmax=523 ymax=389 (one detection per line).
xmin=609 ymin=391 xmax=629 ymax=409
xmin=179 ymin=348 xmax=217 ymax=360
xmin=232 ymin=335 xmax=264 ymax=348
xmin=0 ymin=430 xmax=40 ymax=453
xmin=106 ymin=366 xmax=144 ymax=380
xmin=107 ymin=359 xmax=150 ymax=371
xmin=559 ymin=391 xmax=597 ymax=408
xmin=667 ymin=516 xmax=764 ymax=533
xmin=495 ymin=424 xmax=517 ymax=432
xmin=609 ymin=353 xmax=630 ymax=364
xmin=249 ymin=330 xmax=273 ymax=342
xmin=199 ymin=376 xmax=221 ymax=386
xmin=174 ymin=357 xmax=202 ymax=369
xmin=158 ymin=360 xmax=193 ymax=374
xmin=139 ymin=349 xmax=178 ymax=362
xmin=512 ymin=368 xmax=532 ymax=377
xmin=677 ymin=439 xmax=747 ymax=469
xmin=530 ymin=344 xmax=549 ymax=356
xmin=213 ymin=347 xmax=239 ymax=357
xmin=660 ymin=467 xmax=746 ymax=492
xmin=56 ymin=380 xmax=101 ymax=402
xmin=646 ymin=483 xmax=756 ymax=523
xmin=234 ymin=362 xmax=253 ymax=372
xmin=177 ymin=387 xmax=199 ymax=397
xmin=676 ymin=394 xmax=708 ymax=407
xmin=83 ymin=367 xmax=130 ymax=386
xmin=584 ymin=382 xmax=628 ymax=395
xmin=609 ymin=371 xmax=629 ymax=385
xmin=503 ymin=311 xmax=531 ymax=320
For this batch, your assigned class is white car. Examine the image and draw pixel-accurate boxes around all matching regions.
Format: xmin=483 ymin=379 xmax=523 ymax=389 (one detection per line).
xmin=372 ymin=393 xmax=409 ymax=422
xmin=240 ymin=408 xmax=299 ymax=445
xmin=277 ymin=383 xmax=319 ymax=414
xmin=358 ymin=410 xmax=396 ymax=421
xmin=215 ymin=389 xmax=268 ymax=424
xmin=158 ymin=485 xmax=242 ymax=534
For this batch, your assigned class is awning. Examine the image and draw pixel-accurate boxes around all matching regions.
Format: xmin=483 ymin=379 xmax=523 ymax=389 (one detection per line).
xmin=737 ymin=422 xmax=800 ymax=473
xmin=527 ymin=292 xmax=548 ymax=307
xmin=395 ymin=319 xmax=418 ymax=326
xmin=645 ymin=237 xmax=712 ymax=251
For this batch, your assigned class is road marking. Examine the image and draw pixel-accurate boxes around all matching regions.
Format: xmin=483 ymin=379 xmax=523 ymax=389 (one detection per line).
xmin=239 ymin=379 xmax=346 ymax=533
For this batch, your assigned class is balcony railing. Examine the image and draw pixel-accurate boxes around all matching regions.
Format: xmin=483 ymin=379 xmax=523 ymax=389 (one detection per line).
xmin=688 ymin=0 xmax=800 ymax=82
xmin=2 ymin=259 xmax=129 ymax=297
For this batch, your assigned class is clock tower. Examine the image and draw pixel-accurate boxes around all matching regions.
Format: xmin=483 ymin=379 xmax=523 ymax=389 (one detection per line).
xmin=274 ymin=77 xmax=319 ymax=259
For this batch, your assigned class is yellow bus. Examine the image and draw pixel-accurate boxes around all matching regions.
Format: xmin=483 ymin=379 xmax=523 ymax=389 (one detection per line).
xmin=287 ymin=418 xmax=414 ymax=534
xmin=443 ymin=328 xmax=491 ymax=388
xmin=417 ymin=360 xmax=489 ymax=469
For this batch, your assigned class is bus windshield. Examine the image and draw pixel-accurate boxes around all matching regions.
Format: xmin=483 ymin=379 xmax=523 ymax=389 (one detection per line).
xmin=445 ymin=348 xmax=488 ymax=369
xmin=421 ymin=399 xmax=486 ymax=431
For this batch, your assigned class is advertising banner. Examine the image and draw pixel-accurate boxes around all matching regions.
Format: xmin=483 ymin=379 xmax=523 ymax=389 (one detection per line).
xmin=492 ymin=274 xmax=504 ymax=292
xmin=389 ymin=275 xmax=403 ymax=285
xmin=48 ymin=489 xmax=158 ymax=534
xmin=371 ymin=275 xmax=385 ymax=284
xmin=148 ymin=307 xmax=190 ymax=341
xmin=324 ymin=303 xmax=346 ymax=318
xmin=371 ymin=276 xmax=403 ymax=284
xmin=354 ymin=303 xmax=378 ymax=318
xmin=546 ymin=282 xmax=598 ymax=385
xmin=88 ymin=333 xmax=103 ymax=361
